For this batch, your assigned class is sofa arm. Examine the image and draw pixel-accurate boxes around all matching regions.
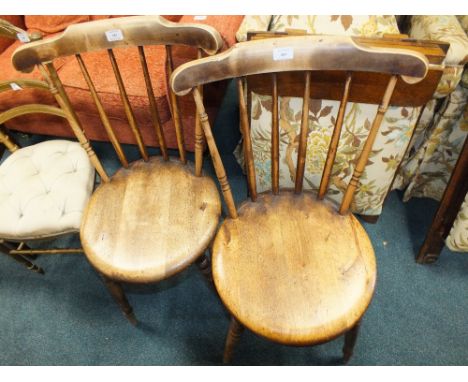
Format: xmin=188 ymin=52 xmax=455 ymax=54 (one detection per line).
xmin=236 ymin=15 xmax=272 ymax=42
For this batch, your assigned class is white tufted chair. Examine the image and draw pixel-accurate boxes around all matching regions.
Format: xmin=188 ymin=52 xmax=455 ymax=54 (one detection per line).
xmin=0 ymin=79 xmax=94 ymax=274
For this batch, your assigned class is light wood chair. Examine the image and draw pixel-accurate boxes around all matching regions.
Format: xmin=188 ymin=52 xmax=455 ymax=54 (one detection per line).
xmin=171 ymin=35 xmax=429 ymax=363
xmin=11 ymin=16 xmax=224 ymax=324
xmin=0 ymin=79 xmax=93 ymax=273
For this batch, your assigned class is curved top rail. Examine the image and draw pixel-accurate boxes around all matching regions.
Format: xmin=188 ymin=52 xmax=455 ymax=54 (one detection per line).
xmin=12 ymin=15 xmax=224 ymax=73
xmin=171 ymin=35 xmax=429 ymax=96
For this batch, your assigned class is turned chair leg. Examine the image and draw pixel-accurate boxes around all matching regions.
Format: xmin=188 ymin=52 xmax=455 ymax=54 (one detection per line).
xmin=101 ymin=276 xmax=137 ymax=326
xmin=196 ymin=253 xmax=214 ymax=286
xmin=223 ymin=316 xmax=244 ymax=364
xmin=343 ymin=321 xmax=360 ymax=364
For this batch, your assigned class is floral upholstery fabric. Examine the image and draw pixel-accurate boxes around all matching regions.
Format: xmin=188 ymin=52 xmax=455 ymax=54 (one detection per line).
xmin=446 ymin=192 xmax=468 ymax=252
xmin=395 ymin=81 xmax=468 ymax=202
xmin=236 ymin=15 xmax=273 ymax=42
xmin=409 ymin=16 xmax=468 ymax=98
xmin=269 ymin=15 xmax=399 ymax=36
xmin=235 ymin=15 xmax=422 ymax=216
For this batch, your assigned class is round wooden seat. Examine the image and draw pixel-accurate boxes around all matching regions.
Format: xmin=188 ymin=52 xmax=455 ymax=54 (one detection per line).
xmin=212 ymin=192 xmax=376 ymax=345
xmin=81 ymin=157 xmax=221 ymax=283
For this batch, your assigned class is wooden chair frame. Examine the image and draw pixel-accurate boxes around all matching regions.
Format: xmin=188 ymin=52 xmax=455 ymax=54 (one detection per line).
xmin=0 ymin=79 xmax=85 ymax=274
xmin=172 ymin=35 xmax=430 ymax=363
xmin=10 ymin=16 xmax=224 ymax=324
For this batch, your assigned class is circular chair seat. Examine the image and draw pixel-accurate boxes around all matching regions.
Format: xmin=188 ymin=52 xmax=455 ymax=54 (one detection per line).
xmin=81 ymin=157 xmax=221 ymax=283
xmin=212 ymin=192 xmax=376 ymax=345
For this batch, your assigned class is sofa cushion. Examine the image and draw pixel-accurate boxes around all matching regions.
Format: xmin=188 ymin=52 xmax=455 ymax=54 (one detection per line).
xmin=0 ymin=140 xmax=94 ymax=240
xmin=24 ymin=15 xmax=90 ymax=34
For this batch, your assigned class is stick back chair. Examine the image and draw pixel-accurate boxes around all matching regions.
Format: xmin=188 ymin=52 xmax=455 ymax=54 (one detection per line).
xmin=171 ymin=35 xmax=429 ymax=363
xmin=0 ymin=79 xmax=93 ymax=274
xmin=11 ymin=16 xmax=224 ymax=324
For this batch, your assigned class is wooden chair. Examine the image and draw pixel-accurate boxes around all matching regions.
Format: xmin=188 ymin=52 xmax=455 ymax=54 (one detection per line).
xmin=0 ymin=79 xmax=93 ymax=273
xmin=11 ymin=16 xmax=224 ymax=324
xmin=171 ymin=35 xmax=429 ymax=363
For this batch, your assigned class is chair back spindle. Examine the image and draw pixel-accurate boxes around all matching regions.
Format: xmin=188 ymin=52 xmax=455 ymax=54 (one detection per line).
xmin=294 ymin=71 xmax=311 ymax=194
xmin=338 ymin=75 xmax=398 ymax=214
xmin=75 ymin=53 xmax=129 ymax=168
xmin=194 ymin=48 xmax=205 ymax=177
xmin=137 ymin=45 xmax=169 ymax=161
xmin=271 ymin=73 xmax=280 ymax=195
xmin=318 ymin=73 xmax=352 ymax=199
xmin=166 ymin=45 xmax=187 ymax=163
xmin=237 ymin=77 xmax=257 ymax=201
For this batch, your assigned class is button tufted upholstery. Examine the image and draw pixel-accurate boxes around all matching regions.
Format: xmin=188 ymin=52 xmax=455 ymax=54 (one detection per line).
xmin=0 ymin=140 xmax=95 ymax=240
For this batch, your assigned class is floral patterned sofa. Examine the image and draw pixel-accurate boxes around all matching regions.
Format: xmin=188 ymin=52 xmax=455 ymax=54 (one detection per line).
xmin=234 ymin=15 xmax=467 ymax=221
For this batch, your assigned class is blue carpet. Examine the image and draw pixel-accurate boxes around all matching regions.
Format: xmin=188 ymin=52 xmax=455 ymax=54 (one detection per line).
xmin=0 ymin=81 xmax=467 ymax=365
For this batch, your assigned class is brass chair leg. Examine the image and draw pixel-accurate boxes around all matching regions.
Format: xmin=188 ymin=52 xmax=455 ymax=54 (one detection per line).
xmin=0 ymin=242 xmax=44 ymax=275
xmin=223 ymin=317 xmax=244 ymax=364
xmin=101 ymin=276 xmax=137 ymax=326
xmin=343 ymin=321 xmax=360 ymax=364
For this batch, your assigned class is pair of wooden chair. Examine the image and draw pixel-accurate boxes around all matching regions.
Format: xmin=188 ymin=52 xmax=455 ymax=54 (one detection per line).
xmin=3 ymin=15 xmax=430 ymax=363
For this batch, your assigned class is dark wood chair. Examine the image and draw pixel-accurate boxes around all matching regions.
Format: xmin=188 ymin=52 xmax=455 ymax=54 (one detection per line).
xmin=171 ymin=35 xmax=429 ymax=363
xmin=11 ymin=16 xmax=224 ymax=324
xmin=417 ymin=135 xmax=468 ymax=263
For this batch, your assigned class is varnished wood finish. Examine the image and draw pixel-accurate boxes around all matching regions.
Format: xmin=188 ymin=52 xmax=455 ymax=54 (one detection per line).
xmin=102 ymin=276 xmax=137 ymax=325
xmin=271 ymin=73 xmax=279 ymax=194
xmin=417 ymin=136 xmax=468 ymax=264
xmin=81 ymin=157 xmax=221 ymax=283
xmin=138 ymin=46 xmax=168 ymax=161
xmin=339 ymin=75 xmax=398 ymax=215
xmin=193 ymin=88 xmax=238 ymax=219
xmin=108 ymin=49 xmax=148 ymax=161
xmin=294 ymin=71 xmax=311 ymax=193
xmin=75 ymin=53 xmax=129 ymax=167
xmin=318 ymin=73 xmax=352 ymax=199
xmin=194 ymin=48 xmax=205 ymax=177
xmin=166 ymin=45 xmax=187 ymax=163
xmin=223 ymin=317 xmax=244 ymax=364
xmin=212 ymin=192 xmax=376 ymax=346
xmin=237 ymin=78 xmax=257 ymax=201
xmin=195 ymin=253 xmax=214 ymax=285
xmin=171 ymin=35 xmax=429 ymax=96
xmin=11 ymin=16 xmax=224 ymax=73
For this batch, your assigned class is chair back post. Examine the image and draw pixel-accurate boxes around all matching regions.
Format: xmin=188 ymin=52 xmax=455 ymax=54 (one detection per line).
xmin=38 ymin=63 xmax=110 ymax=182
xmin=338 ymin=75 xmax=398 ymax=215
xmin=192 ymin=87 xmax=238 ymax=219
